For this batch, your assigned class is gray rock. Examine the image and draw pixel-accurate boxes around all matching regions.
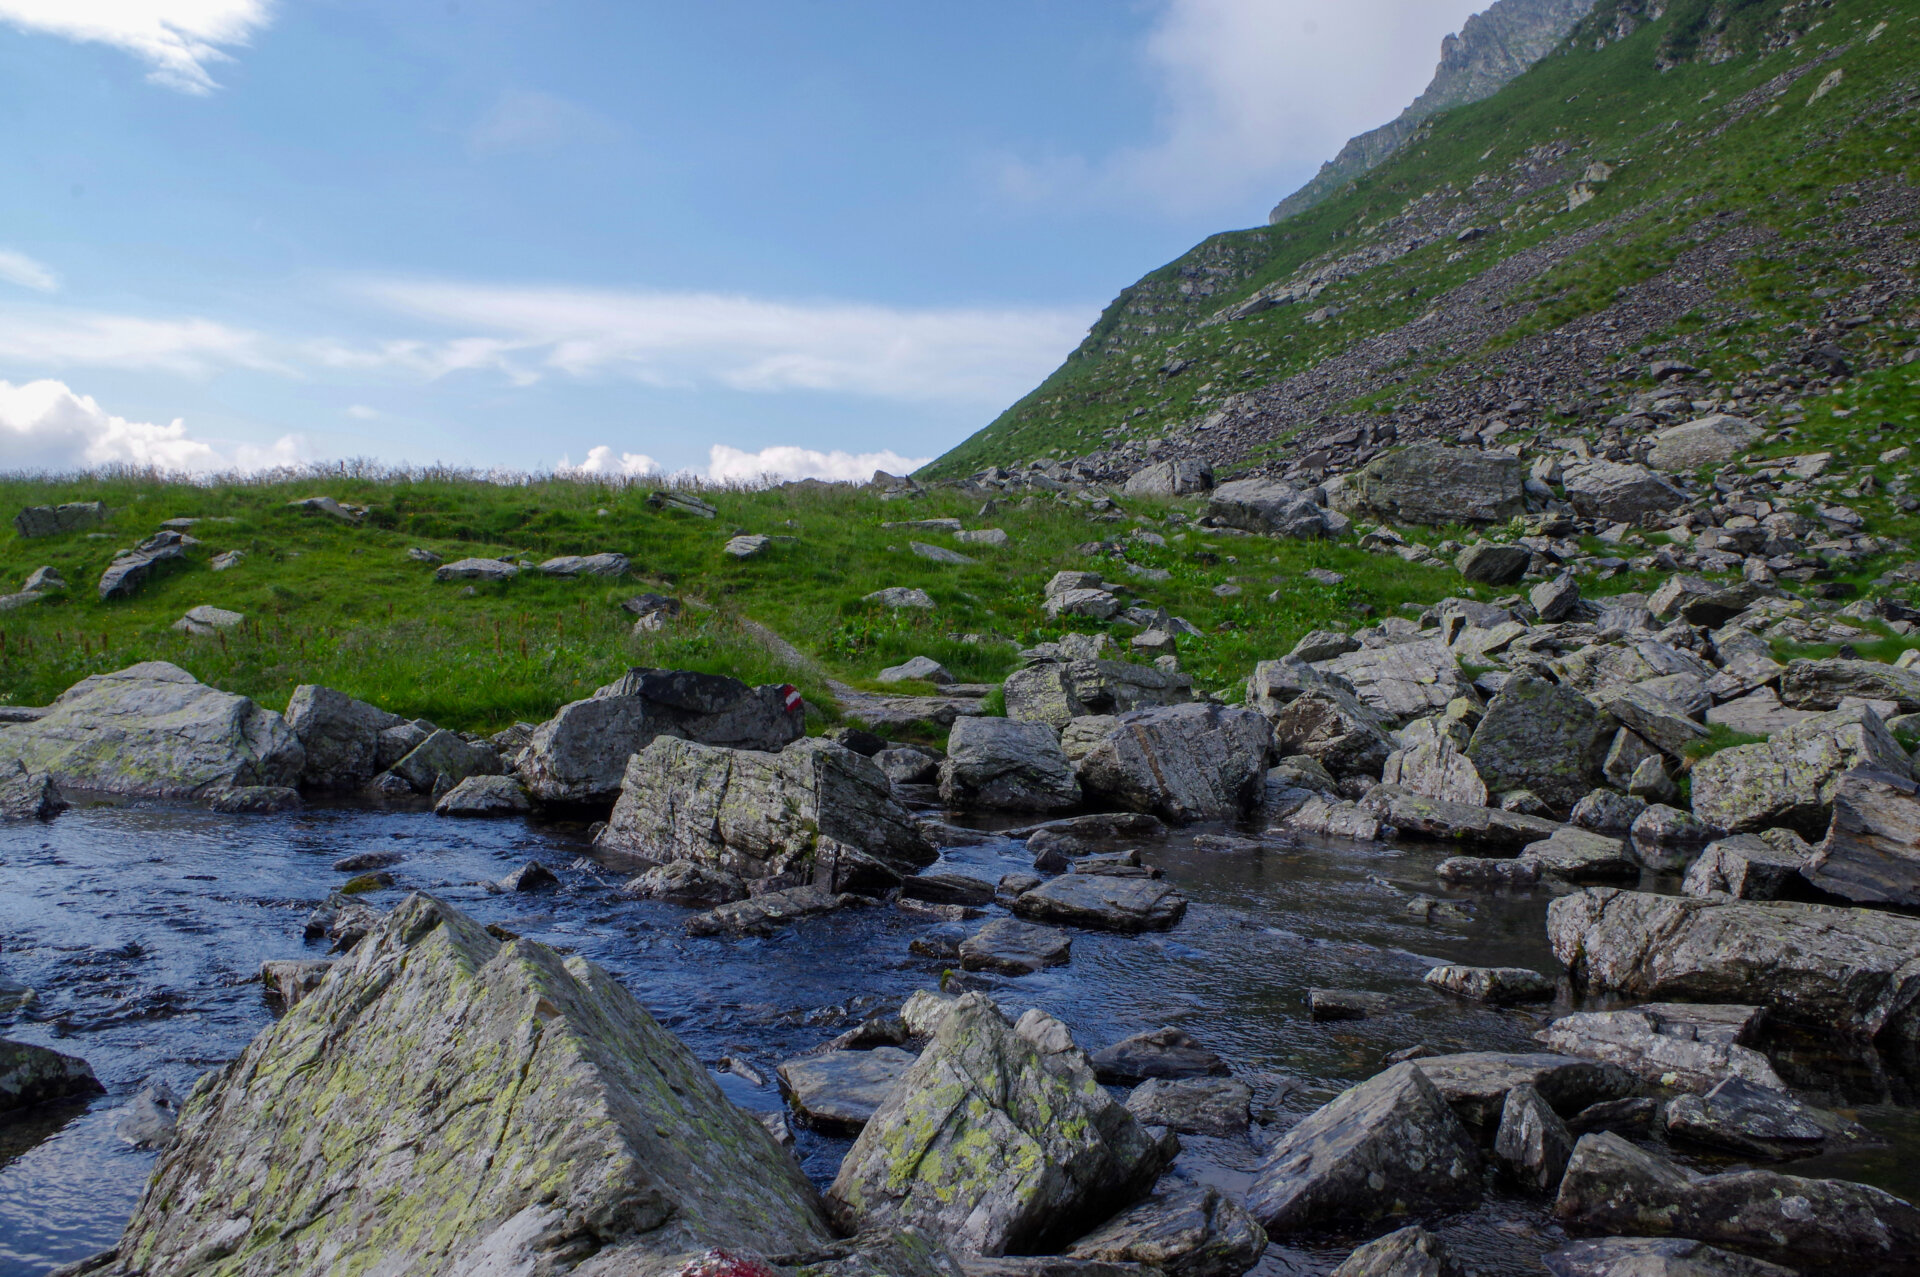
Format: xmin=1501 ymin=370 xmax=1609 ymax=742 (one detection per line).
xmin=1523 ymin=827 xmax=1638 ymax=882
xmin=621 ymin=860 xmax=748 ymax=907
xmin=1597 ymin=685 xmax=1707 ymax=760
xmin=1122 ymin=1077 xmax=1251 ymax=1136
xmin=1336 ymin=444 xmax=1525 ymax=526
xmin=1075 ymin=703 xmax=1272 ymax=823
xmin=98 ymin=532 xmax=186 ymax=599
xmin=1281 ymin=794 xmax=1384 ymax=840
xmin=1646 ymin=414 xmax=1764 ymax=471
xmin=1547 ymin=887 xmax=1920 ymax=1040
xmin=1571 ymin=789 xmax=1647 ymax=835
xmin=260 ymin=958 xmax=333 ymax=1008
xmin=867 ymin=586 xmax=936 ymax=610
xmin=1090 ymin=1028 xmax=1227 ymax=1084
xmin=1291 ymin=629 xmax=1361 ymax=662
xmin=0 ymin=1038 xmax=104 ymax=1113
xmin=0 ymin=662 xmax=302 ymax=799
xmin=959 ymin=919 xmax=1072 ymax=975
xmin=1537 ymin=1004 xmax=1781 ymax=1094
xmin=389 ymin=729 xmax=503 ymax=796
xmin=1205 ymin=478 xmax=1335 ymax=538
xmin=1124 ymin=459 xmax=1213 ymax=495
xmin=1064 ymin=1185 xmax=1266 ymax=1277
xmin=646 ymin=489 xmax=719 ymax=517
xmin=1494 ymin=1082 xmax=1573 ymax=1193
xmin=1626 ymin=756 xmax=1678 ymax=803
xmin=115 ymin=1082 xmax=180 ymax=1149
xmin=1315 ymin=637 xmax=1464 ymax=721
xmin=875 ymin=747 xmax=940 ymax=786
xmin=1805 ymin=765 xmax=1920 ymax=907
xmin=1246 ymin=1062 xmax=1482 ymax=1236
xmin=520 ymin=669 xmax=805 ymax=805
xmin=433 ymin=557 xmax=518 ymax=582
xmin=1271 ymin=688 xmax=1391 ymax=779
xmin=286 ymin=495 xmax=363 ymax=522
xmin=1455 ymin=542 xmax=1531 ymax=585
xmin=1466 ymin=676 xmax=1612 ymax=814
xmin=1706 ymin=687 xmax=1811 ymax=737
xmin=1046 ymin=588 xmax=1123 ymax=620
xmin=433 ymin=774 xmax=529 ymax=817
xmin=1424 ymin=965 xmax=1555 ymax=1004
xmin=777 ymin=1047 xmax=918 ymax=1133
xmin=497 ymin=860 xmax=557 ymax=892
xmin=1411 ymin=1052 xmax=1638 ymax=1128
xmin=880 ymin=656 xmax=954 ymax=685
xmin=1532 ymin=574 xmax=1582 ymax=622
xmin=377 ymin=721 xmax=430 ymax=770
xmin=1543 ymin=1238 xmax=1798 ymax=1276
xmin=1563 ymin=461 xmax=1687 ymax=525
xmin=284 ymin=684 xmax=405 ymax=790
xmin=1665 ymin=1075 xmax=1875 ymax=1160
xmin=1779 ymin=658 xmax=1920 ymax=712
xmin=14 ymin=500 xmax=106 ymax=538
xmin=206 ymin=785 xmax=301 ymax=814
xmin=1682 ymin=833 xmax=1811 ymax=899
xmin=109 ymin=894 xmax=836 ymax=1273
xmin=827 ymin=993 xmax=1169 ymax=1255
xmin=171 ymin=604 xmax=244 ymax=635
xmin=0 ymin=760 xmax=66 ymax=820
xmin=1014 ymin=874 xmax=1187 ymax=934
xmin=685 ymin=885 xmax=871 ymax=936
xmin=1553 ymin=1131 xmax=1920 ymax=1273
xmin=1689 ymin=704 xmax=1907 ymax=835
xmin=912 ymin=541 xmax=976 ymax=565
xmin=1004 ymin=658 xmax=1194 ymax=728
xmin=725 ymin=534 xmax=773 ymax=558
xmin=537 ymin=552 xmax=629 ymax=576
xmin=1308 ymin=989 xmax=1403 ymax=1021
xmin=1245 ymin=657 xmax=1356 ymax=719
xmin=1330 ymin=1226 xmax=1461 ymax=1277
xmin=405 ymin=547 xmax=441 ymax=564
xmin=940 ymin=717 xmax=1081 ymax=813
xmin=1361 ymin=785 xmax=1559 ymax=850
xmin=956 ymin=527 xmax=1009 ymax=546
xmin=600 ymin=737 xmax=935 ymax=894
xmin=1436 ymin=855 xmax=1541 ymax=886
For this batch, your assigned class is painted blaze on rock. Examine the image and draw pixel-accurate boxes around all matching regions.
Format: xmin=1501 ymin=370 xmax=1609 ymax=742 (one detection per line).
xmin=108 ymin=894 xmax=834 ymax=1276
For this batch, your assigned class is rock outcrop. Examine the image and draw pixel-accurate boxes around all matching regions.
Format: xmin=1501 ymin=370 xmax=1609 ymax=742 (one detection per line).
xmin=1075 ymin=703 xmax=1272 ymax=823
xmin=1334 ymin=444 xmax=1525 ymax=526
xmin=1689 ymin=705 xmax=1907 ymax=835
xmin=939 ymin=717 xmax=1082 ymax=812
xmin=283 ymin=684 xmax=404 ymax=790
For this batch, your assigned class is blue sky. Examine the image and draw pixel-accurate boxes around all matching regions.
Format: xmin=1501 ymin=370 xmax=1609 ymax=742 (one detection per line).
xmin=0 ymin=0 xmax=1483 ymax=480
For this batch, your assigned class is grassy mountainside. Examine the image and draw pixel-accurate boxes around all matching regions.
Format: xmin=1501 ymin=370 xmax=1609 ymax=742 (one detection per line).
xmin=925 ymin=0 xmax=1918 ymax=479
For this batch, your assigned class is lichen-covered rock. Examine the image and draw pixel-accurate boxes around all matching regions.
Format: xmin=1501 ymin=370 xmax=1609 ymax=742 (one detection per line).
xmin=433 ymin=773 xmax=531 ymax=816
xmin=0 ymin=662 xmax=302 ymax=799
xmin=1494 ymin=1082 xmax=1573 ymax=1193
xmin=1547 ymin=887 xmax=1920 ymax=1041
xmin=1246 ymin=1062 xmax=1481 ymax=1236
xmin=1124 ymin=458 xmax=1213 ymax=496
xmin=1330 ymin=1226 xmax=1461 ymax=1277
xmin=1542 ymin=1237 xmax=1797 ymax=1277
xmin=1536 ymin=1004 xmax=1781 ymax=1094
xmin=1075 ymin=703 xmax=1271 ymax=823
xmin=1003 ymin=658 xmax=1193 ymax=728
xmin=1270 ymin=688 xmax=1391 ymax=780
xmin=826 ymin=993 xmax=1169 ymax=1256
xmin=1465 ymin=676 xmax=1611 ymax=814
xmin=388 ymin=728 xmax=503 ymax=796
xmin=1689 ymin=704 xmax=1907 ymax=835
xmin=283 ymin=684 xmax=405 ymax=790
xmin=1314 ymin=637 xmax=1464 ymax=721
xmin=1595 ymin=685 xmax=1706 ymax=760
xmin=1522 ymin=827 xmax=1638 ymax=882
xmin=1245 ymin=657 xmax=1356 ymax=720
xmin=1805 ymin=765 xmax=1920 ymax=907
xmin=1410 ymin=1052 xmax=1637 ymax=1129
xmin=107 ymin=894 xmax=836 ymax=1276
xmin=0 ymin=1038 xmax=104 ymax=1113
xmin=939 ymin=717 xmax=1081 ymax=812
xmin=1682 ymin=833 xmax=1810 ymax=899
xmin=1779 ymin=657 xmax=1920 ymax=713
xmin=1064 ymin=1186 xmax=1267 ymax=1277
xmin=1553 ymin=1132 xmax=1920 ymax=1273
xmin=0 ymin=759 xmax=66 ymax=820
xmin=600 ymin=738 xmax=936 ymax=894
xmin=1336 ymin=444 xmax=1525 ymax=526
xmin=1562 ymin=461 xmax=1686 ymax=525
xmin=520 ymin=669 xmax=806 ymax=806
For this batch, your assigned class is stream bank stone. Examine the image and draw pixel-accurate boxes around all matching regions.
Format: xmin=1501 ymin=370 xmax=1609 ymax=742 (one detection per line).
xmin=1075 ymin=703 xmax=1272 ymax=823
xmin=284 ymin=685 xmax=404 ymax=790
xmin=940 ymin=717 xmax=1081 ymax=812
xmin=0 ymin=1039 xmax=104 ymax=1113
xmin=1465 ymin=676 xmax=1611 ymax=814
xmin=1689 ymin=704 xmax=1906 ymax=835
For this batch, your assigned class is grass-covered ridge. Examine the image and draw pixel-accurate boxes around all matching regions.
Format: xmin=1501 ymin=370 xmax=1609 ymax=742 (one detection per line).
xmin=925 ymin=0 xmax=1919 ymax=477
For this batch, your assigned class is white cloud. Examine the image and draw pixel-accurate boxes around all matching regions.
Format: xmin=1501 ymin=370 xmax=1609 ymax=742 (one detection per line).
xmin=0 ymin=304 xmax=275 ymax=374
xmin=706 ymin=444 xmax=931 ymax=485
xmin=557 ymin=445 xmax=660 ymax=479
xmin=345 ymin=403 xmax=379 ymax=419
xmin=0 ymin=378 xmax=299 ymax=473
xmin=351 ymin=280 xmax=1093 ymax=404
xmin=997 ymin=0 xmax=1485 ymax=217
xmin=0 ymin=0 xmax=272 ymax=94
xmin=0 ymin=249 xmax=58 ymax=293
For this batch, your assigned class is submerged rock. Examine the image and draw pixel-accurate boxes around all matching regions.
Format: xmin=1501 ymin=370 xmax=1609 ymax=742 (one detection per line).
xmin=958 ymin=919 xmax=1072 ymax=975
xmin=106 ymin=894 xmax=838 ymax=1274
xmin=777 ymin=1047 xmax=917 ymax=1133
xmin=1665 ymin=1075 xmax=1876 ymax=1161
xmin=0 ymin=662 xmax=302 ymax=800
xmin=1090 ymin=1028 xmax=1228 ymax=1085
xmin=1329 ymin=1226 xmax=1461 ymax=1277
xmin=826 ymin=994 xmax=1169 ymax=1256
xmin=685 ymin=885 xmax=871 ymax=937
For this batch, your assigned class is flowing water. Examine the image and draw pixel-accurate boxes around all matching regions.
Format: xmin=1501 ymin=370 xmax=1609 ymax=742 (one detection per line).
xmin=2 ymin=798 xmax=1917 ymax=1276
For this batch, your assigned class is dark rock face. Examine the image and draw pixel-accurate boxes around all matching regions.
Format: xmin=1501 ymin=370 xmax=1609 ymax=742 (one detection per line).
xmin=1270 ymin=689 xmax=1392 ymax=780
xmin=0 ymin=759 xmax=66 ymax=820
xmin=0 ymin=1039 xmax=104 ymax=1113
xmin=1542 ymin=1237 xmax=1798 ymax=1277
xmin=1806 ymin=765 xmax=1920 ymax=907
xmin=939 ymin=717 xmax=1081 ymax=813
xmin=1456 ymin=542 xmax=1531 ymax=585
xmin=1465 ymin=676 xmax=1611 ymax=813
xmin=1090 ymin=1028 xmax=1228 ymax=1085
xmin=284 ymin=684 xmax=404 ymax=791
xmin=1665 ymin=1076 xmax=1876 ymax=1161
xmin=1493 ymin=1083 xmax=1573 ymax=1193
xmin=14 ymin=500 xmax=107 ymax=538
xmin=1064 ymin=1185 xmax=1267 ymax=1277
xmin=1123 ymin=1077 xmax=1252 ymax=1137
xmin=1247 ymin=1062 xmax=1482 ymax=1237
xmin=1553 ymin=1131 xmax=1920 ymax=1273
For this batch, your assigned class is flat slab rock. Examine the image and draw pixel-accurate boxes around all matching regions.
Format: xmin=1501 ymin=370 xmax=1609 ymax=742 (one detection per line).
xmin=776 ymin=1047 xmax=917 ymax=1133
xmin=1013 ymin=873 xmax=1187 ymax=933
xmin=1536 ymin=1004 xmax=1781 ymax=1094
xmin=1543 ymin=1237 xmax=1798 ymax=1276
xmin=1090 ymin=1027 xmax=1228 ymax=1085
xmin=1411 ymin=1051 xmax=1639 ymax=1128
xmin=1424 ymin=965 xmax=1555 ymax=1004
xmin=1122 ymin=1076 xmax=1252 ymax=1137
xmin=1665 ymin=1076 xmax=1877 ymax=1160
xmin=958 ymin=919 xmax=1072 ymax=975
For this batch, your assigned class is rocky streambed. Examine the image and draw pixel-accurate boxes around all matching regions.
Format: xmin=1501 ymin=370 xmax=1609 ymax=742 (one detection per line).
xmin=2 ymin=793 xmax=1917 ymax=1276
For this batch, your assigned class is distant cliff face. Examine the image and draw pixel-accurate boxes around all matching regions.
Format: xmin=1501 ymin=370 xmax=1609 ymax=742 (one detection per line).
xmin=1268 ymin=0 xmax=1597 ymax=224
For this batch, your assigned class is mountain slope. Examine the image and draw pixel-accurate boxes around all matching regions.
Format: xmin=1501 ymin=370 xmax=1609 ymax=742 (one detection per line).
xmin=924 ymin=0 xmax=1918 ymax=483
xmin=1268 ymin=0 xmax=1598 ymax=226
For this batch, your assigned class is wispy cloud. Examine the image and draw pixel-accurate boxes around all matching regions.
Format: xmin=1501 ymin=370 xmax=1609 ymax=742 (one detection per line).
xmin=468 ymin=89 xmax=614 ymax=156
xmin=0 ymin=304 xmax=276 ymax=374
xmin=0 ymin=249 xmax=58 ymax=293
xmin=0 ymin=377 xmax=301 ymax=472
xmin=0 ymin=0 xmax=272 ymax=93
xmin=995 ymin=0 xmax=1483 ymax=217
xmin=348 ymin=280 xmax=1094 ymax=404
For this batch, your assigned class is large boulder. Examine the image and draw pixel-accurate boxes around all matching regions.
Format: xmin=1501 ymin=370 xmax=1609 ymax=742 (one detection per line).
xmin=98 ymin=532 xmax=188 ymax=600
xmin=1205 ymin=478 xmax=1337 ymax=538
xmin=1548 ymin=887 xmax=1920 ymax=1042
xmin=1646 ymin=414 xmax=1764 ymax=471
xmin=1012 ymin=873 xmax=1188 ymax=933
xmin=827 ymin=995 xmax=1170 ymax=1256
xmin=519 ymin=669 xmax=805 ymax=805
xmin=388 ymin=728 xmax=504 ymax=795
xmin=1536 ymin=1004 xmax=1781 ymax=1094
xmin=1246 ymin=1062 xmax=1481 ymax=1237
xmin=0 ymin=759 xmax=66 ymax=820
xmin=1124 ymin=458 xmax=1213 ymax=496
xmin=283 ymin=685 xmax=405 ymax=790
xmin=105 ymin=894 xmax=838 ymax=1274
xmin=1064 ymin=1185 xmax=1267 ymax=1277
xmin=14 ymin=500 xmax=106 ymax=538
xmin=1314 ymin=637 xmax=1464 ymax=721
xmin=1075 ymin=703 xmax=1272 ymax=823
xmin=1455 ymin=543 xmax=1531 ymax=585
xmin=1689 ymin=704 xmax=1907 ymax=835
xmin=1381 ymin=739 xmax=1487 ymax=806
xmin=1779 ymin=657 xmax=1920 ymax=712
xmin=1554 ymin=1132 xmax=1920 ymax=1273
xmin=1465 ymin=676 xmax=1611 ymax=813
xmin=939 ymin=717 xmax=1081 ymax=813
xmin=0 ymin=662 xmax=302 ymax=799
xmin=597 ymin=737 xmax=936 ymax=893
xmin=1562 ymin=461 xmax=1686 ymax=525
xmin=1335 ymin=444 xmax=1525 ymax=526
xmin=1270 ymin=688 xmax=1391 ymax=780
xmin=1003 ymin=658 xmax=1193 ymax=729
xmin=1805 ymin=765 xmax=1920 ymax=907
xmin=0 ymin=1039 xmax=104 ymax=1113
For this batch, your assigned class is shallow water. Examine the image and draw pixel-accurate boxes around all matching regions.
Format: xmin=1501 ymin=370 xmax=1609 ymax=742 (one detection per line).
xmin=1 ymin=799 xmax=1915 ymax=1275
